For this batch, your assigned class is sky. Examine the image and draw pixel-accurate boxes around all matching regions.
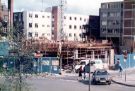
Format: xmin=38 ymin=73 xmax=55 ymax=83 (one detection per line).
xmin=1 ymin=0 xmax=123 ymax=15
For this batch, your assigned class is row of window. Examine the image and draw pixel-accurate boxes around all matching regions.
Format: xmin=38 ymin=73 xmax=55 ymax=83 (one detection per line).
xmin=101 ymin=3 xmax=122 ymax=9
xmin=28 ymin=32 xmax=50 ymax=37
xmin=68 ymin=33 xmax=82 ymax=37
xmin=28 ymin=32 xmax=82 ymax=38
xmin=29 ymin=23 xmax=50 ymax=28
xmin=63 ymin=16 xmax=87 ymax=22
xmin=101 ymin=20 xmax=120 ymax=26
xmin=29 ymin=13 xmax=50 ymax=18
xmin=69 ymin=25 xmax=83 ymax=30
xmin=101 ymin=12 xmax=121 ymax=18
xmin=101 ymin=29 xmax=121 ymax=34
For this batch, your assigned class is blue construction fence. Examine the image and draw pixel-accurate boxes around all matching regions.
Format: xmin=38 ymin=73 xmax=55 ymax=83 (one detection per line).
xmin=0 ymin=41 xmax=9 ymax=56
xmin=115 ymin=54 xmax=135 ymax=69
xmin=33 ymin=57 xmax=60 ymax=74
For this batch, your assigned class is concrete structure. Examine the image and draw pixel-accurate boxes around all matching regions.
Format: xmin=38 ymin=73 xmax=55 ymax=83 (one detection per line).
xmin=21 ymin=11 xmax=52 ymax=40
xmin=100 ymin=1 xmax=123 ymax=53
xmin=52 ymin=6 xmax=89 ymax=41
xmin=123 ymin=0 xmax=135 ymax=52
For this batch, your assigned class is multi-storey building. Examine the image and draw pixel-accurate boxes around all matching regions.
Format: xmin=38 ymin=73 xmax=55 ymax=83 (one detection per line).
xmin=14 ymin=11 xmax=52 ymax=40
xmin=100 ymin=1 xmax=123 ymax=53
xmin=23 ymin=11 xmax=52 ymax=40
xmin=52 ymin=6 xmax=89 ymax=41
xmin=100 ymin=1 xmax=123 ymax=38
xmin=123 ymin=0 xmax=135 ymax=52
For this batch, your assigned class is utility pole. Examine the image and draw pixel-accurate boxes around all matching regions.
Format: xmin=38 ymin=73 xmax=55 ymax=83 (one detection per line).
xmin=58 ymin=0 xmax=66 ymax=74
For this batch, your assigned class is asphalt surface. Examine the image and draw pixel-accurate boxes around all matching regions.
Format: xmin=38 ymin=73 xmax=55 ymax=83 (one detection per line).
xmin=27 ymin=78 xmax=135 ymax=91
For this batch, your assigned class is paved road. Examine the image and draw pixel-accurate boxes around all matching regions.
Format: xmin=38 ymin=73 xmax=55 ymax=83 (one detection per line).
xmin=27 ymin=78 xmax=135 ymax=91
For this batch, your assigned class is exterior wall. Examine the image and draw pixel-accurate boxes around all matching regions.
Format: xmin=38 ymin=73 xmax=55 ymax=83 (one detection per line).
xmin=83 ymin=15 xmax=100 ymax=41
xmin=63 ymin=14 xmax=89 ymax=41
xmin=23 ymin=11 xmax=52 ymax=40
xmin=52 ymin=6 xmax=59 ymax=41
xmin=123 ymin=0 xmax=135 ymax=52
xmin=52 ymin=6 xmax=89 ymax=41
xmin=0 ymin=3 xmax=8 ymax=33
xmin=13 ymin=12 xmax=24 ymax=39
xmin=100 ymin=2 xmax=123 ymax=38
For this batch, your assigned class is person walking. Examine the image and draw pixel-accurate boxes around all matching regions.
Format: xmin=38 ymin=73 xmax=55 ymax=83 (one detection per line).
xmin=78 ymin=66 xmax=83 ymax=80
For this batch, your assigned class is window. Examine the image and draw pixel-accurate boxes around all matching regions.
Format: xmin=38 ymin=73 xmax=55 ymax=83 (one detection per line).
xmin=42 ymin=15 xmax=45 ymax=18
xmin=108 ymin=29 xmax=113 ymax=33
xmin=74 ymin=17 xmax=77 ymax=20
xmin=80 ymin=26 xmax=82 ymax=29
xmin=74 ymin=25 xmax=77 ymax=29
xmin=84 ymin=19 xmax=86 ymax=22
xmin=28 ymin=32 xmax=32 ymax=37
xmin=35 ymin=32 xmax=38 ymax=37
xmin=69 ymin=33 xmax=72 ymax=37
xmin=74 ymin=33 xmax=76 ymax=37
xmin=80 ymin=17 xmax=82 ymax=20
xmin=101 ymin=21 xmax=107 ymax=26
xmin=35 ymin=14 xmax=38 ymax=18
xmin=29 ymin=14 xmax=32 ymax=18
xmin=69 ymin=25 xmax=72 ymax=29
xmin=47 ymin=16 xmax=50 ymax=18
xmin=42 ymin=25 xmax=45 ymax=27
xmin=79 ymin=34 xmax=82 ymax=37
xmin=47 ymin=33 xmax=50 ymax=36
xmin=64 ymin=16 xmax=66 ymax=19
xmin=29 ymin=23 xmax=32 ymax=28
xmin=35 ymin=23 xmax=38 ymax=28
xmin=102 ymin=13 xmax=107 ymax=17
xmin=52 ymin=16 xmax=54 ymax=18
xmin=47 ymin=25 xmax=50 ymax=27
xmin=42 ymin=33 xmax=45 ymax=36
xmin=69 ymin=17 xmax=72 ymax=20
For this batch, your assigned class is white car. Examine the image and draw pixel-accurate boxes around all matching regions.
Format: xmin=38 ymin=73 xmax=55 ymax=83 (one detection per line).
xmin=75 ymin=59 xmax=104 ymax=73
xmin=74 ymin=60 xmax=89 ymax=73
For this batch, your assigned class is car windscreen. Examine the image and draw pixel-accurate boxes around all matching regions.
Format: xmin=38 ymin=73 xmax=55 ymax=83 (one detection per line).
xmin=96 ymin=71 xmax=108 ymax=75
xmin=80 ymin=61 xmax=85 ymax=65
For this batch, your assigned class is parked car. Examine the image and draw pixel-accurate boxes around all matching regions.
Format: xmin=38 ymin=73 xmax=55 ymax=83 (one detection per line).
xmin=91 ymin=69 xmax=112 ymax=85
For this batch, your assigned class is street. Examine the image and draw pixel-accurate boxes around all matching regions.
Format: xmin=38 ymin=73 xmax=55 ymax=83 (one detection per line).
xmin=27 ymin=77 xmax=135 ymax=91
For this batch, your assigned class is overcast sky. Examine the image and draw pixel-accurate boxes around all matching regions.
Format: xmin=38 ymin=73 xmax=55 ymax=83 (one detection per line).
xmin=2 ymin=0 xmax=123 ymax=15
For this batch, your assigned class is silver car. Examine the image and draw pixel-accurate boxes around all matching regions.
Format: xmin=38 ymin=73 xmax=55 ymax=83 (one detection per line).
xmin=92 ymin=69 xmax=112 ymax=85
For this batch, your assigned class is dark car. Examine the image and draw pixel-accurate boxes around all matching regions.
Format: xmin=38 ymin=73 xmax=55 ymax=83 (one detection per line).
xmin=92 ymin=69 xmax=111 ymax=85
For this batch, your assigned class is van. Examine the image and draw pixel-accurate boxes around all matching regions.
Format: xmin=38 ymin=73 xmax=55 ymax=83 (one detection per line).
xmin=74 ymin=60 xmax=89 ymax=73
xmin=85 ymin=59 xmax=104 ymax=73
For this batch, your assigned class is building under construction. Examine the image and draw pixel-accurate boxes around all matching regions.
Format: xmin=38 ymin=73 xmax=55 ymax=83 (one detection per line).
xmin=22 ymin=38 xmax=114 ymax=69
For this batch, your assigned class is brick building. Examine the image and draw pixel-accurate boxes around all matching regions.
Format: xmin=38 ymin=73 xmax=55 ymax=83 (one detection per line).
xmin=123 ymin=0 xmax=135 ymax=52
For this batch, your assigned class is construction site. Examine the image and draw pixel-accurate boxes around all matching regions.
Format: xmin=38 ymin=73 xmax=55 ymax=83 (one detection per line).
xmin=22 ymin=38 xmax=114 ymax=70
xmin=20 ymin=0 xmax=115 ymax=70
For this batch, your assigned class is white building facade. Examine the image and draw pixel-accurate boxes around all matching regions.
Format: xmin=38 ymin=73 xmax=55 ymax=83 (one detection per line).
xmin=52 ymin=6 xmax=89 ymax=41
xmin=23 ymin=11 xmax=52 ymax=40
xmin=63 ymin=14 xmax=89 ymax=41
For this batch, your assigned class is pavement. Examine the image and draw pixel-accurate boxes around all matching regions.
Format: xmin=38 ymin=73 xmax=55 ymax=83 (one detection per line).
xmin=110 ymin=68 xmax=135 ymax=87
